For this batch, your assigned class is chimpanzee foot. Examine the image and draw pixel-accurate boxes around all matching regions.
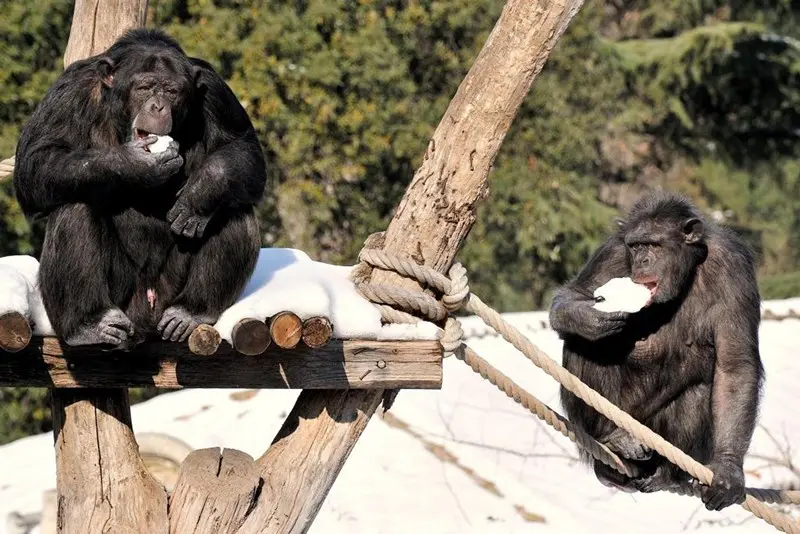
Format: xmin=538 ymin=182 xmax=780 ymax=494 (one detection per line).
xmin=631 ymin=465 xmax=680 ymax=493
xmin=64 ymin=308 xmax=135 ymax=348
xmin=603 ymin=428 xmax=653 ymax=461
xmin=158 ymin=306 xmax=206 ymax=342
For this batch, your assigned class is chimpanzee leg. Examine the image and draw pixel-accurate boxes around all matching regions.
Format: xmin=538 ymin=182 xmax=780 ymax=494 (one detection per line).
xmin=631 ymin=383 xmax=713 ymax=493
xmin=39 ymin=204 xmax=136 ymax=347
xmin=157 ymin=209 xmax=260 ymax=342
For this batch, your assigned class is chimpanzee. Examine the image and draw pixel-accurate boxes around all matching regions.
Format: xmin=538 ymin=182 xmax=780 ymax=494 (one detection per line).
xmin=549 ymin=191 xmax=763 ymax=511
xmin=13 ymin=29 xmax=266 ymax=347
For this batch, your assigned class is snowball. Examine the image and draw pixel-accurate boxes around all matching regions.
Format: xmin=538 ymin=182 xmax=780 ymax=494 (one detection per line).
xmin=149 ymin=135 xmax=173 ymax=154
xmin=593 ymin=277 xmax=651 ymax=313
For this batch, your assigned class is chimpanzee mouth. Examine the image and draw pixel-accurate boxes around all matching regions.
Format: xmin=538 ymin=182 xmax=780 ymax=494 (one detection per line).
xmin=134 ymin=128 xmax=154 ymax=141
xmin=644 ymin=281 xmax=658 ymax=297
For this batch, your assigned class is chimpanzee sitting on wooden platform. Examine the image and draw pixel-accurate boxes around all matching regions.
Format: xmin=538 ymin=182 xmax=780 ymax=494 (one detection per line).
xmin=549 ymin=191 xmax=763 ymax=511
xmin=14 ymin=29 xmax=266 ymax=348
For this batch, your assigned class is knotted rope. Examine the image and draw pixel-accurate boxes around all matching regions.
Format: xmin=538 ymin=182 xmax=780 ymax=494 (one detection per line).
xmin=351 ymin=242 xmax=800 ymax=533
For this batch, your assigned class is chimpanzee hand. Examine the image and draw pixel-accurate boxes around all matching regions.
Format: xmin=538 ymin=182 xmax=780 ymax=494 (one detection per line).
xmin=552 ymin=300 xmax=629 ymax=341
xmin=167 ymin=199 xmax=214 ymax=239
xmin=603 ymin=428 xmax=653 ymax=461
xmin=701 ymin=461 xmax=746 ymax=511
xmin=116 ymin=135 xmax=183 ymax=186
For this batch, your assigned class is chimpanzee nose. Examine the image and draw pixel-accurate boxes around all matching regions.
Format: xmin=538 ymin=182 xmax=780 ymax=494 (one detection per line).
xmin=149 ymin=97 xmax=167 ymax=114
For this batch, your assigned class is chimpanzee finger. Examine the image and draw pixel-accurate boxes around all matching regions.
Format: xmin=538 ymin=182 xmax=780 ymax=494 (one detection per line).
xmin=181 ymin=218 xmax=200 ymax=238
xmin=132 ymin=135 xmax=158 ymax=149
xmin=169 ymin=320 xmax=190 ymax=342
xmin=169 ymin=210 xmax=190 ymax=235
xmin=161 ymin=317 xmax=181 ymax=341
xmin=196 ymin=216 xmax=210 ymax=237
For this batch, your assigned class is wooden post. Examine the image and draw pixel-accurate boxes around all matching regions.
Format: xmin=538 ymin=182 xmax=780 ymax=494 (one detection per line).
xmin=237 ymin=0 xmax=587 ymax=532
xmin=268 ymin=311 xmax=303 ymax=349
xmin=52 ymin=390 xmax=167 ymax=533
xmin=52 ymin=2 xmax=166 ymax=533
xmin=301 ymin=317 xmax=333 ymax=348
xmin=63 ymin=0 xmax=149 ymax=66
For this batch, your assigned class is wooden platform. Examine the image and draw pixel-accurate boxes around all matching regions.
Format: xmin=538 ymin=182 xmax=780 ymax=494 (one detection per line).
xmin=0 ymin=337 xmax=443 ymax=389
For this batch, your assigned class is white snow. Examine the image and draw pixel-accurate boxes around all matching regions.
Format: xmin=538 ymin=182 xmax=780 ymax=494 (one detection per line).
xmin=148 ymin=135 xmax=173 ymax=154
xmin=1 ymin=306 xmax=799 ymax=533
xmin=593 ymin=277 xmax=651 ymax=313
xmin=0 ymin=256 xmax=53 ymax=336
xmin=0 ymin=250 xmax=438 ymax=342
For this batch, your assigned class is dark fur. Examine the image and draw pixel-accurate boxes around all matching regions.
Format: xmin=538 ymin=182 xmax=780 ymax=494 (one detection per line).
xmin=549 ymin=191 xmax=763 ymax=511
xmin=13 ymin=29 xmax=266 ymax=346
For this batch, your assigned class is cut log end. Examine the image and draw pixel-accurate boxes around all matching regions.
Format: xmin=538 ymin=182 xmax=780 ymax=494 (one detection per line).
xmin=302 ymin=316 xmax=333 ymax=349
xmin=0 ymin=312 xmax=32 ymax=353
xmin=232 ymin=318 xmax=271 ymax=355
xmin=188 ymin=324 xmax=221 ymax=356
xmin=268 ymin=311 xmax=303 ymax=349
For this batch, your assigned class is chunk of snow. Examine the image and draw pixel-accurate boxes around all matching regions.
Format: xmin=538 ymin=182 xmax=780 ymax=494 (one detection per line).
xmin=593 ymin=277 xmax=650 ymax=313
xmin=0 ymin=249 xmax=438 ymax=342
xmin=148 ymin=135 xmax=173 ymax=153
xmin=0 ymin=256 xmax=53 ymax=336
xmin=214 ymin=248 xmax=439 ymax=342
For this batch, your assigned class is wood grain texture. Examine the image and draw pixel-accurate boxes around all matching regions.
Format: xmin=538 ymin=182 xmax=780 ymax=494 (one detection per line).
xmin=242 ymin=1 xmax=588 ymax=532
xmin=53 ymin=389 xmax=168 ymax=534
xmin=0 ymin=337 xmax=442 ymax=389
xmin=0 ymin=311 xmax=32 ymax=353
xmin=169 ymin=448 xmax=261 ymax=534
xmin=269 ymin=312 xmax=303 ymax=349
xmin=187 ymin=324 xmax=222 ymax=356
xmin=232 ymin=318 xmax=271 ymax=355
xmin=301 ymin=317 xmax=333 ymax=349
xmin=63 ymin=0 xmax=149 ymax=67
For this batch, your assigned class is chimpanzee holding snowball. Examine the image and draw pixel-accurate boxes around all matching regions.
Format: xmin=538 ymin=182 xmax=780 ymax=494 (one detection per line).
xmin=14 ymin=29 xmax=265 ymax=347
xmin=549 ymin=191 xmax=763 ymax=511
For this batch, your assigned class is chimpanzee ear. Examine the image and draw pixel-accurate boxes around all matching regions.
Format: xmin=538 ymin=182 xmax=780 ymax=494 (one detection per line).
xmin=613 ymin=217 xmax=625 ymax=230
xmin=192 ymin=65 xmax=205 ymax=90
xmin=683 ymin=217 xmax=704 ymax=244
xmin=98 ymin=57 xmax=115 ymax=88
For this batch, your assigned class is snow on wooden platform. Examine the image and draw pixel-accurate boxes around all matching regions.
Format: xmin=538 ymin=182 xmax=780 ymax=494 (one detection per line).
xmin=0 ymin=306 xmax=799 ymax=533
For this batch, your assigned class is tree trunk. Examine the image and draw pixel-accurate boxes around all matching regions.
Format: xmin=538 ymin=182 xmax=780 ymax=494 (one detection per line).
xmin=53 ymin=2 xmax=165 ymax=533
xmin=239 ymin=0 xmax=587 ymax=532
xmin=63 ymin=0 xmax=149 ymax=67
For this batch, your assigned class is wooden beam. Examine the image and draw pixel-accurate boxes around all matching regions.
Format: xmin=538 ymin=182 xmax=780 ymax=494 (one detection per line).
xmin=239 ymin=0 xmax=588 ymax=532
xmin=0 ymin=337 xmax=442 ymax=389
xmin=53 ymin=2 xmax=162 ymax=534
xmin=53 ymin=389 xmax=167 ymax=534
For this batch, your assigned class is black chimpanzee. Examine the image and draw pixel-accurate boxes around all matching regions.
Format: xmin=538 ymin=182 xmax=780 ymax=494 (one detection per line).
xmin=549 ymin=191 xmax=763 ymax=511
xmin=13 ymin=29 xmax=266 ymax=347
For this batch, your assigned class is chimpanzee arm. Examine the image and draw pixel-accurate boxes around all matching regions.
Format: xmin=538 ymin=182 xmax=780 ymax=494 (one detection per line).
xmin=166 ymin=59 xmax=266 ymax=239
xmin=14 ymin=58 xmax=182 ymax=217
xmin=549 ymin=236 xmax=632 ymax=341
xmin=702 ymin=297 xmax=763 ymax=510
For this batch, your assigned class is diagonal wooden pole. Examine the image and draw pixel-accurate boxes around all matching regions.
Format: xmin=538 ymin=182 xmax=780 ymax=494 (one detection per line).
xmin=51 ymin=2 xmax=168 ymax=534
xmin=237 ymin=1 xmax=587 ymax=532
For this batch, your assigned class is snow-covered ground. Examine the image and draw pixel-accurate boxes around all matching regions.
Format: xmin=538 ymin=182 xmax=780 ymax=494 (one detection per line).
xmin=0 ymin=300 xmax=798 ymax=533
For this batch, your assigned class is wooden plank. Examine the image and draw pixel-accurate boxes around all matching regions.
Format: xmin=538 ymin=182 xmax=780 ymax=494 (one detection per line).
xmin=0 ymin=337 xmax=443 ymax=389
xmin=53 ymin=389 xmax=167 ymax=534
xmin=169 ymin=448 xmax=261 ymax=534
xmin=239 ymin=1 xmax=588 ymax=532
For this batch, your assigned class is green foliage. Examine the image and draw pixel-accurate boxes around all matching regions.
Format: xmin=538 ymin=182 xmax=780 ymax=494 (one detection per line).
xmin=760 ymin=271 xmax=800 ymax=301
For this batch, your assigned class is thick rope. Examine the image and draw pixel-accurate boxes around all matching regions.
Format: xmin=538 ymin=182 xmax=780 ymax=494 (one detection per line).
xmin=353 ymin=247 xmax=800 ymax=533
xmin=0 ymin=157 xmax=14 ymax=180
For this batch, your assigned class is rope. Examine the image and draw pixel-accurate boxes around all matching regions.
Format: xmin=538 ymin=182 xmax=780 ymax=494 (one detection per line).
xmin=0 ymin=157 xmax=14 ymax=180
xmin=352 ymin=245 xmax=800 ymax=533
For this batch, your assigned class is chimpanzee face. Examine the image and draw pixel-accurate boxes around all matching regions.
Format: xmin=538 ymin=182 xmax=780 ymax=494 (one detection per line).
xmin=98 ymin=51 xmax=196 ymax=142
xmin=623 ymin=217 xmax=705 ymax=305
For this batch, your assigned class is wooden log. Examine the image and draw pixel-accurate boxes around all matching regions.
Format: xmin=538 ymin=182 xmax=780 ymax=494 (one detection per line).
xmin=53 ymin=3 xmax=164 ymax=534
xmin=240 ymin=1 xmax=588 ymax=532
xmin=268 ymin=311 xmax=303 ymax=349
xmin=187 ymin=324 xmax=222 ymax=356
xmin=169 ymin=448 xmax=261 ymax=534
xmin=0 ymin=337 xmax=442 ymax=389
xmin=64 ymin=0 xmax=149 ymax=67
xmin=301 ymin=317 xmax=333 ymax=349
xmin=232 ymin=318 xmax=271 ymax=355
xmin=52 ymin=389 xmax=168 ymax=534
xmin=0 ymin=311 xmax=32 ymax=353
